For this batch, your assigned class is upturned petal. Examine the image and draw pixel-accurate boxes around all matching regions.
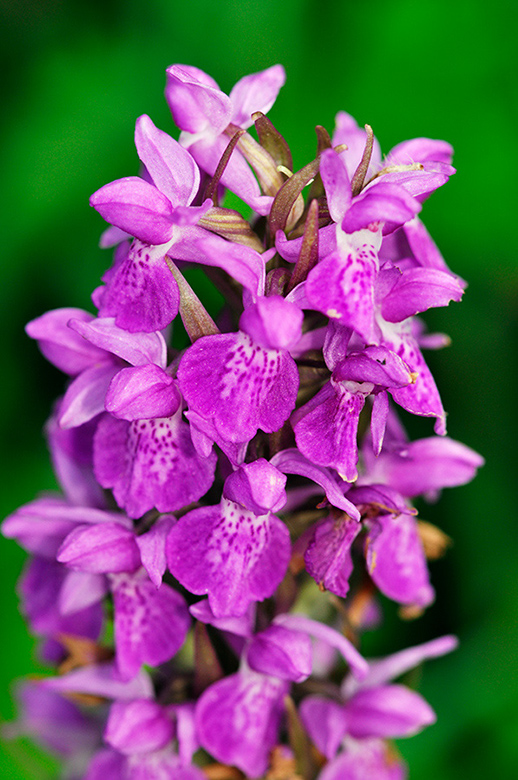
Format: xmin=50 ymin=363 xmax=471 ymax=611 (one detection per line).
xmin=365 ymin=514 xmax=434 ymax=608
xmin=344 ymin=684 xmax=436 ymax=739
xmin=229 ymin=65 xmax=286 ymax=129
xmin=381 ymin=268 xmax=463 ymax=322
xmin=90 ymin=177 xmax=175 ymax=245
xmin=135 ymin=114 xmax=200 ymax=207
xmin=165 ymin=64 xmax=232 ymax=135
xmin=381 ymin=436 xmax=484 ymax=498
xmin=319 ymin=148 xmax=352 ymax=221
xmin=270 ymin=448 xmax=361 ymax=520
xmin=58 ymin=362 xmax=119 ymax=429
xmin=332 ymin=111 xmax=382 ymax=179
xmin=68 ymin=316 xmax=167 ymax=367
xmin=41 ymin=661 xmax=154 ymax=700
xmin=25 ymin=308 xmax=108 ymax=375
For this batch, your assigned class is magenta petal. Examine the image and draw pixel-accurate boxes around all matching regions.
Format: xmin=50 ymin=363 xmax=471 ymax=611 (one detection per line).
xmin=111 ymin=571 xmax=190 ymax=680
xmin=42 ymin=661 xmax=154 ymax=700
xmin=344 ymin=684 xmax=436 ymax=739
xmin=304 ymin=514 xmax=361 ymax=597
xmin=68 ymin=316 xmax=167 ymax=367
xmin=387 ymin=137 xmax=454 ymax=165
xmin=90 ymin=177 xmax=175 ymax=245
xmin=11 ymin=684 xmax=100 ymax=757
xmin=59 ymin=570 xmax=108 ymax=614
xmin=319 ymin=148 xmax=352 ymax=222
xmin=94 ymin=414 xmax=216 ymax=519
xmin=350 ymin=635 xmax=459 ymax=693
xmin=94 ymin=241 xmax=180 ymax=333
xmin=19 ymin=556 xmax=103 ymax=641
xmin=2 ymin=497 xmax=79 ymax=558
xmin=270 ymin=448 xmax=361 ymax=520
xmin=229 ymin=64 xmax=286 ymax=129
xmin=190 ymin=599 xmax=254 ymax=638
xmin=46 ymin=413 xmax=106 ymax=508
xmin=166 ymin=499 xmax=290 ymax=617
xmin=365 ymin=514 xmax=434 ymax=608
xmin=106 ymin=365 xmax=181 ymax=421
xmin=383 ymin=327 xmax=446 ymax=434
xmin=193 ymin=233 xmax=267 ymax=298
xmin=273 ymin=614 xmax=368 ymax=680
xmin=25 ymin=308 xmax=108 ymax=375
xmin=85 ymin=749 xmax=125 ymax=780
xmin=58 ymin=362 xmax=119 ymax=429
xmin=402 ymin=216 xmax=460 ymax=276
xmin=319 ymin=739 xmax=407 ymax=780
xmin=332 ymin=111 xmax=382 ymax=179
xmin=223 ymin=459 xmax=287 ymax=514
xmin=293 ymin=380 xmax=365 ymax=482
xmin=343 ymin=182 xmax=421 ymax=234
xmin=105 ymin=699 xmax=174 ymax=755
xmin=306 ymin=243 xmax=377 ymax=343
xmin=195 ymin=670 xmax=288 ymax=777
xmin=136 ymin=515 xmax=176 ymax=588
xmin=247 ymin=624 xmax=312 ymax=682
xmin=239 ymin=296 xmax=303 ymax=350
xmin=381 ymin=268 xmax=463 ymax=322
xmin=57 ymin=523 xmax=141 ymax=574
xmin=371 ymin=391 xmax=389 ymax=455
xmin=185 ymin=409 xmax=248 ymax=467
xmin=187 ymin=134 xmax=270 ymax=214
xmin=135 ymin=114 xmax=199 ymax=207
xmin=165 ymin=64 xmax=232 ymax=135
xmin=385 ymin=436 xmax=484 ymax=498
xmin=299 ymin=696 xmax=348 ymax=759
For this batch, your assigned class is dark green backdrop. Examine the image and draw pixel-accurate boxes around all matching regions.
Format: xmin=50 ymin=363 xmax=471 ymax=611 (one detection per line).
xmin=1 ymin=0 xmax=517 ymax=777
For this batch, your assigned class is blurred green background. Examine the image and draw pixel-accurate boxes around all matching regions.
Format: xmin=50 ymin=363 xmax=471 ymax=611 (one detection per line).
xmin=1 ymin=0 xmax=516 ymax=777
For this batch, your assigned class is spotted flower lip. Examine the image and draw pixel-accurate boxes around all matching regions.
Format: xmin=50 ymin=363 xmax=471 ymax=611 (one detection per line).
xmin=166 ymin=496 xmax=291 ymax=617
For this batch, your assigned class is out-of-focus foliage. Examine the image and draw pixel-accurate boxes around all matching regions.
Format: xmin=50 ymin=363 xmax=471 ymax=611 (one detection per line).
xmin=1 ymin=1 xmax=516 ymax=777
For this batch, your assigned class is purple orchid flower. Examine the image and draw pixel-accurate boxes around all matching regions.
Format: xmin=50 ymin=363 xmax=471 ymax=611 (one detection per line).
xmin=87 ymin=699 xmax=205 ymax=780
xmin=194 ymin=608 xmax=367 ymax=776
xmin=90 ymin=115 xmax=214 ymax=333
xmin=166 ymin=460 xmax=291 ymax=618
xmin=165 ymin=63 xmax=285 ymax=214
xmin=292 ymin=344 xmax=415 ymax=481
xmin=301 ymin=635 xmax=457 ymax=776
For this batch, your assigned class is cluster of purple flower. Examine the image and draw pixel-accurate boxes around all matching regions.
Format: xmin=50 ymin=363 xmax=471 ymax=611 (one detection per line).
xmin=3 ymin=64 xmax=484 ymax=779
